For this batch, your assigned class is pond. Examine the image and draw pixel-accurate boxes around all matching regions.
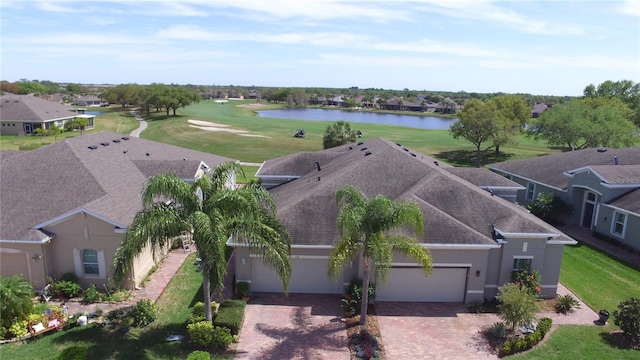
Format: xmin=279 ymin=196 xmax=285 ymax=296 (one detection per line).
xmin=257 ymin=108 xmax=458 ymax=130
xmin=85 ymin=111 xmax=107 ymax=116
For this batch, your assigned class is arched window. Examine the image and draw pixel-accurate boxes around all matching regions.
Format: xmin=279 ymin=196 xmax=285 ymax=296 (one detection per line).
xmin=82 ymin=249 xmax=99 ymax=275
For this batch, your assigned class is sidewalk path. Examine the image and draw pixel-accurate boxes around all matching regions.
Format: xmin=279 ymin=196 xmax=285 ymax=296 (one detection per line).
xmin=129 ymin=111 xmax=147 ymax=138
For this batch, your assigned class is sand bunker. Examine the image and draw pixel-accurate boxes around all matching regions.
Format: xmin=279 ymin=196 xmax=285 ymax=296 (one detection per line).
xmin=237 ymin=103 xmax=268 ymax=109
xmin=187 ymin=119 xmax=269 ymax=138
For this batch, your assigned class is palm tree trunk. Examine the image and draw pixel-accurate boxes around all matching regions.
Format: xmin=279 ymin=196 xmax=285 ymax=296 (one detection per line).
xmin=360 ymin=255 xmax=371 ymax=325
xmin=203 ymin=267 xmax=213 ymax=322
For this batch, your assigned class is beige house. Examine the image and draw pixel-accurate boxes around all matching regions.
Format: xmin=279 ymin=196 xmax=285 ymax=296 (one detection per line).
xmin=0 ymin=94 xmax=95 ymax=135
xmin=0 ymin=132 xmax=233 ymax=290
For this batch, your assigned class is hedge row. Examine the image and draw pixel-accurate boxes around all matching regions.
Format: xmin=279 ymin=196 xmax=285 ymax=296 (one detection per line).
xmin=213 ymin=300 xmax=246 ymax=336
xmin=499 ymin=317 xmax=552 ymax=357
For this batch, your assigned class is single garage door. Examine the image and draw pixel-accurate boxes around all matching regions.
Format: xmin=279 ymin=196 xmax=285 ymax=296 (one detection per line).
xmin=251 ymin=257 xmax=343 ymax=294
xmin=376 ymin=267 xmax=468 ymax=302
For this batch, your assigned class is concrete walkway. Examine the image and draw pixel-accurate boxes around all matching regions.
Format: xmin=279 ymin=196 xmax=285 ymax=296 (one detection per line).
xmin=129 ymin=111 xmax=147 ymax=138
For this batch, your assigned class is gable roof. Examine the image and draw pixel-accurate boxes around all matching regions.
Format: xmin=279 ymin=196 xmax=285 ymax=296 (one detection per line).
xmin=265 ymin=138 xmax=571 ymax=247
xmin=0 ymin=94 xmax=78 ymax=122
xmin=572 ymin=165 xmax=640 ymax=185
xmin=1 ymin=131 xmax=234 ymax=242
xmin=487 ymin=147 xmax=640 ymax=190
xmin=444 ymin=167 xmax=525 ymax=190
xmin=608 ymin=188 xmax=640 ymax=214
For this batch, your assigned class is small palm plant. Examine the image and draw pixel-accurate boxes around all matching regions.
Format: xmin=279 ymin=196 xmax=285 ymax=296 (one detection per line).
xmin=555 ymin=294 xmax=581 ymax=314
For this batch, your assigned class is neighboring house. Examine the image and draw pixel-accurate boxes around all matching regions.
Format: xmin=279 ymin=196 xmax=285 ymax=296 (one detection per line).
xmin=231 ymin=138 xmax=576 ymax=304
xmin=0 ymin=94 xmax=95 ymax=135
xmin=72 ymin=95 xmax=107 ymax=107
xmin=488 ymin=147 xmax=640 ymax=251
xmin=0 ymin=132 xmax=234 ymax=291
xmin=531 ymin=103 xmax=548 ymax=118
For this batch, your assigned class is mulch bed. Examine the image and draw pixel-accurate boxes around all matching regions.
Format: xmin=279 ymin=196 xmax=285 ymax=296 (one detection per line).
xmin=345 ymin=304 xmax=386 ymax=360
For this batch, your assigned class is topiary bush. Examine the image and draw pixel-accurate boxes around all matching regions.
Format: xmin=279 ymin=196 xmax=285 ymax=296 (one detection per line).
xmin=213 ymin=300 xmax=245 ymax=335
xmin=613 ymin=297 xmax=640 ymax=341
xmin=128 ymin=299 xmax=158 ymax=327
xmin=189 ymin=301 xmax=218 ymax=324
xmin=187 ymin=350 xmax=211 ymax=360
xmin=83 ymin=284 xmax=102 ymax=304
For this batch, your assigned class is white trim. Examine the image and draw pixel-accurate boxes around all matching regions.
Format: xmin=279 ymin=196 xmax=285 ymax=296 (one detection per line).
xmin=114 ymin=228 xmax=127 ymax=234
xmin=33 ymin=207 xmax=127 ymax=230
xmin=546 ymin=239 xmax=578 ymax=245
xmin=571 ymin=185 xmax=603 ymax=196
xmin=97 ymin=250 xmax=106 ymax=278
xmin=565 ymin=166 xmax=640 ymax=187
xmin=484 ymin=284 xmax=499 ymax=288
xmin=602 ymin=203 xmax=640 ymax=217
xmin=601 ymin=183 xmax=640 ymax=189
xmin=256 ymin=175 xmax=302 ymax=179
xmin=495 ymin=229 xmax=559 ymax=239
xmin=481 ymin=186 xmax=526 ymax=191
xmin=610 ymin=210 xmax=628 ymax=238
xmin=228 ymin=239 xmax=336 ymax=249
xmin=424 ymin=243 xmax=500 ymax=249
xmin=390 ymin=262 xmax=472 ymax=267
xmin=73 ymin=248 xmax=82 ymax=277
xmin=541 ymin=284 xmax=557 ymax=289
xmin=467 ymin=290 xmax=484 ymax=294
xmin=235 ymin=280 xmax=252 ymax=284
xmin=513 ymin=255 xmax=534 ymax=259
xmin=249 ymin=254 xmax=330 ymax=260
xmin=0 ymin=235 xmax=53 ymax=244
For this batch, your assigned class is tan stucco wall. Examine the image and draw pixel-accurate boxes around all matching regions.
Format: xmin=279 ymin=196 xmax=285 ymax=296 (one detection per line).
xmin=0 ymin=242 xmax=48 ymax=290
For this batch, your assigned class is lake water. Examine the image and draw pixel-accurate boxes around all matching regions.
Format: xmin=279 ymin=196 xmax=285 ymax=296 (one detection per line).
xmin=257 ymin=108 xmax=457 ymax=130
xmin=85 ymin=111 xmax=107 ymax=116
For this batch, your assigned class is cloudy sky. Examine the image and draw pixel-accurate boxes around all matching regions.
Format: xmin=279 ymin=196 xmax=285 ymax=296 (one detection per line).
xmin=1 ymin=0 xmax=639 ymax=96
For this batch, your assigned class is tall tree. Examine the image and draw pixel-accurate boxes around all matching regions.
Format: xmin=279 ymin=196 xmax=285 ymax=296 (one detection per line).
xmin=113 ymin=162 xmax=291 ymax=322
xmin=488 ymin=95 xmax=530 ymax=155
xmin=449 ymin=99 xmax=498 ymax=167
xmin=328 ymin=185 xmax=432 ymax=325
xmin=527 ymin=98 xmax=637 ymax=150
xmin=323 ymin=121 xmax=357 ymax=149
xmin=584 ymin=80 xmax=640 ymax=126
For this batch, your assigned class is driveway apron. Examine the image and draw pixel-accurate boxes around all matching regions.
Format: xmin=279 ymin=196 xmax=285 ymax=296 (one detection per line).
xmin=235 ymin=293 xmax=349 ymax=360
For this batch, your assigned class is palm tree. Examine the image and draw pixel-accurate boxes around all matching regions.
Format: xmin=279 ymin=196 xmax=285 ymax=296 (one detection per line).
xmin=0 ymin=275 xmax=34 ymax=327
xmin=113 ymin=162 xmax=291 ymax=322
xmin=328 ymin=185 xmax=432 ymax=325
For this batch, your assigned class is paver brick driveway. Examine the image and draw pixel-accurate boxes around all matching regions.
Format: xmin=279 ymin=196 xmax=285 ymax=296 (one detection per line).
xmin=235 ymin=293 xmax=350 ymax=360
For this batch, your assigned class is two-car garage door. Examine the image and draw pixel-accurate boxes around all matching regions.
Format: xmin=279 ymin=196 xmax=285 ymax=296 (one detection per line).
xmin=376 ymin=267 xmax=468 ymax=302
xmin=251 ymin=256 xmax=343 ymax=294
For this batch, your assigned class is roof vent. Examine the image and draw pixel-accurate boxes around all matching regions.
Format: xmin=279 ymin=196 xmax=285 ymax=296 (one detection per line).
xmin=88 ymin=145 xmax=98 ymax=150
xmin=122 ymin=136 xmax=130 ymax=140
xmin=123 ymin=150 xmax=128 ymax=154
xmin=360 ymin=147 xmax=368 ymax=151
xmin=396 ymin=143 xmax=401 ymax=146
xmin=364 ymin=151 xmax=372 ymax=156
xmin=357 ymin=142 xmax=363 ymax=146
xmin=410 ymin=153 xmax=416 ymax=157
xmin=434 ymin=161 xmax=439 ymax=166
xmin=100 ymin=142 xmax=109 ymax=146
xmin=146 ymin=152 xmax=150 ymax=156
xmin=403 ymin=148 xmax=409 ymax=152
xmin=112 ymin=139 xmax=120 ymax=143
xmin=315 ymin=161 xmax=321 ymax=171
xmin=597 ymin=148 xmax=607 ymax=153
xmin=348 ymin=146 xmax=353 ymax=150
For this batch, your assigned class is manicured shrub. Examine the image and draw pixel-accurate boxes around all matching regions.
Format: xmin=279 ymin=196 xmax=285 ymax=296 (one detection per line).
xmin=129 ymin=299 xmax=158 ymax=326
xmin=613 ymin=297 xmax=640 ymax=341
xmin=213 ymin=300 xmax=245 ymax=335
xmin=54 ymin=346 xmax=87 ymax=360
xmin=9 ymin=320 xmax=28 ymax=338
xmin=83 ymin=284 xmax=102 ymax=304
xmin=188 ymin=321 xmax=215 ymax=347
xmin=235 ymin=282 xmax=250 ymax=299
xmin=187 ymin=350 xmax=211 ymax=360
xmin=52 ymin=280 xmax=82 ymax=299
xmin=209 ymin=326 xmax=233 ymax=348
xmin=499 ymin=317 xmax=553 ymax=357
xmin=555 ymin=294 xmax=581 ymax=314
xmin=189 ymin=301 xmax=218 ymax=324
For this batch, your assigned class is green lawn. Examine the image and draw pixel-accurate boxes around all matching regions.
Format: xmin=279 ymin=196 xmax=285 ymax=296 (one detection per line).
xmin=513 ymin=242 xmax=640 ymax=359
xmin=140 ymin=100 xmax=561 ymax=166
xmin=0 ymin=107 xmax=139 ymax=151
xmin=0 ymin=253 xmax=232 ymax=359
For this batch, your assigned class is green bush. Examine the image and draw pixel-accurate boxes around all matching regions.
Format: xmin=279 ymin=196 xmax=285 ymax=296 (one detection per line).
xmin=83 ymin=284 xmax=102 ymax=304
xmin=510 ymin=269 xmax=541 ymax=295
xmin=347 ymin=277 xmax=376 ymax=313
xmin=0 ymin=275 xmax=35 ymax=328
xmin=129 ymin=299 xmax=158 ymax=326
xmin=187 ymin=350 xmax=211 ymax=360
xmin=555 ymin=294 xmax=580 ymax=314
xmin=54 ymin=346 xmax=87 ymax=360
xmin=497 ymin=283 xmax=539 ymax=332
xmin=213 ymin=300 xmax=246 ymax=335
xmin=188 ymin=321 xmax=214 ymax=347
xmin=486 ymin=322 xmax=507 ymax=340
xmin=9 ymin=320 xmax=28 ymax=338
xmin=235 ymin=281 xmax=250 ymax=298
xmin=499 ymin=317 xmax=553 ymax=357
xmin=210 ymin=326 xmax=233 ymax=348
xmin=613 ymin=297 xmax=640 ymax=341
xmin=60 ymin=272 xmax=79 ymax=283
xmin=52 ymin=280 xmax=82 ymax=299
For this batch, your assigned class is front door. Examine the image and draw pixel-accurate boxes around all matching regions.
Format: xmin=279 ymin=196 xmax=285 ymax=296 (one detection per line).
xmin=581 ymin=191 xmax=597 ymax=228
xmin=24 ymin=123 xmax=32 ymax=134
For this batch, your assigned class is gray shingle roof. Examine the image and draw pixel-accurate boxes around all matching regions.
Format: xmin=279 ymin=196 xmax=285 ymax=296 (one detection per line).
xmin=0 ymin=94 xmax=78 ymax=122
xmin=1 ymin=131 xmax=234 ymax=241
xmin=267 ymin=138 xmax=570 ymax=246
xmin=586 ymin=165 xmax=640 ymax=185
xmin=487 ymin=147 xmax=640 ymax=190
xmin=444 ymin=167 xmax=525 ymax=189
xmin=608 ymin=188 xmax=640 ymax=214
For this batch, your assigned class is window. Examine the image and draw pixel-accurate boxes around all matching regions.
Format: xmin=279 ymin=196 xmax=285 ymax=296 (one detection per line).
xmin=526 ymin=182 xmax=536 ymax=201
xmin=82 ymin=249 xmax=99 ymax=275
xmin=612 ymin=211 xmax=627 ymax=236
xmin=513 ymin=258 xmax=532 ymax=271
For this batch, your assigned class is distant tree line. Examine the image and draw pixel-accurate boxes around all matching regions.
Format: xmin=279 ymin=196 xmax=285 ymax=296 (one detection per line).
xmin=100 ymin=83 xmax=201 ymax=116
